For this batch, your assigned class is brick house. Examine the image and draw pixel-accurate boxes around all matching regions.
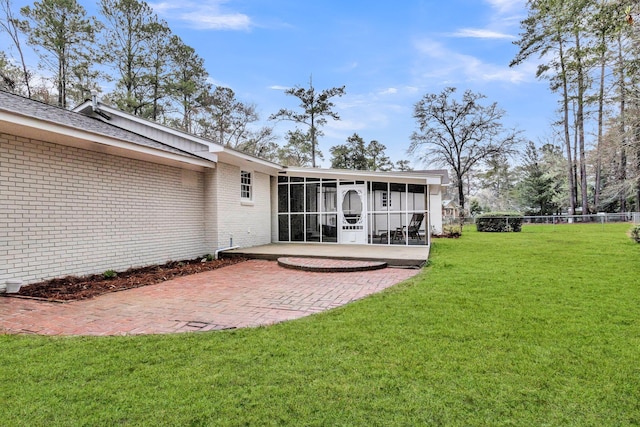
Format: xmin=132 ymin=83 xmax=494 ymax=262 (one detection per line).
xmin=0 ymin=90 xmax=447 ymax=285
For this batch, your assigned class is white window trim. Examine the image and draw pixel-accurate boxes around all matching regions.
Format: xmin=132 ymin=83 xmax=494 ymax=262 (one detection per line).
xmin=381 ymin=191 xmax=389 ymax=208
xmin=241 ymin=170 xmax=253 ymax=201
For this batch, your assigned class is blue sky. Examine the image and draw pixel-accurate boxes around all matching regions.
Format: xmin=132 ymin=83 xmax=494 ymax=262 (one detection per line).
xmin=4 ymin=0 xmax=557 ymax=167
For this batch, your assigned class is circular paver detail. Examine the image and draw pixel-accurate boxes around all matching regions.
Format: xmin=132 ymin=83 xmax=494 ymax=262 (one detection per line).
xmin=277 ymin=257 xmax=387 ymax=272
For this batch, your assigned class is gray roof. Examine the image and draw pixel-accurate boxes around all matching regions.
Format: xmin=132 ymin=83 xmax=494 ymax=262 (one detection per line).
xmin=0 ymin=90 xmax=209 ymax=161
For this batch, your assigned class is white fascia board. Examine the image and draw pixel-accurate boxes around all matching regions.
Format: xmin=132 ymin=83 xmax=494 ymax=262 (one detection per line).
xmin=280 ymin=167 xmax=443 ymax=185
xmin=217 ymin=148 xmax=283 ymax=174
xmin=0 ymin=112 xmax=215 ymax=170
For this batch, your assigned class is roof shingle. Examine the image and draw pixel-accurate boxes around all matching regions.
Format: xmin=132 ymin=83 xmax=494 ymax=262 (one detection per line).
xmin=0 ymin=90 xmax=208 ymax=161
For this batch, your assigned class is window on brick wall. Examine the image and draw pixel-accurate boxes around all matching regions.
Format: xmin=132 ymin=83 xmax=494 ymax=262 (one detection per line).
xmin=241 ymin=170 xmax=252 ymax=200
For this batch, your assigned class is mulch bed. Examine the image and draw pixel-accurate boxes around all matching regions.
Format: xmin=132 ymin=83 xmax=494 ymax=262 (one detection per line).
xmin=6 ymin=257 xmax=246 ymax=302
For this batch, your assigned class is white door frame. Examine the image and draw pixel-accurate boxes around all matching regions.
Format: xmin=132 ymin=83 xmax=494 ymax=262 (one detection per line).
xmin=338 ymin=183 xmax=368 ymax=244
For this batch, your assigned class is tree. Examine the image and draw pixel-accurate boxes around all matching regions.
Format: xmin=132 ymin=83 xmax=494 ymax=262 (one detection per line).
xmin=591 ymin=0 xmax=622 ymax=211
xmin=367 ymin=140 xmax=393 ymax=171
xmin=143 ymin=16 xmax=172 ymax=121
xmin=511 ymin=0 xmax=583 ymax=215
xmin=409 ymin=87 xmax=520 ymax=211
xmin=329 ymin=134 xmax=392 ymax=171
xmin=598 ymin=113 xmax=640 ymax=212
xmin=511 ymin=0 xmax=640 ymax=215
xmin=235 ymin=126 xmax=279 ymax=161
xmin=516 ymin=141 xmax=560 ymax=215
xmin=540 ymin=142 xmax=569 ymax=212
xmin=0 ymin=0 xmax=31 ymax=97
xmin=165 ymin=36 xmax=209 ymax=133
xmin=469 ymin=199 xmax=483 ymax=216
xmin=196 ymin=86 xmax=238 ymax=144
xmin=99 ymin=0 xmax=170 ymax=116
xmin=270 ymin=76 xmax=345 ymax=167
xmin=278 ymin=129 xmax=313 ymax=167
xmin=394 ymin=160 xmax=413 ymax=171
xmin=330 ymin=133 xmax=368 ymax=170
xmin=20 ymin=0 xmax=99 ymax=107
xmin=0 ymin=50 xmax=23 ymax=92
xmin=196 ymin=86 xmax=262 ymax=148
xmin=477 ymin=152 xmax=517 ymax=211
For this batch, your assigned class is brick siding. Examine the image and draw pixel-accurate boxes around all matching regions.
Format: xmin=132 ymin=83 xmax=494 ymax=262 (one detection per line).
xmin=213 ymin=162 xmax=272 ymax=249
xmin=1 ymin=134 xmax=210 ymax=284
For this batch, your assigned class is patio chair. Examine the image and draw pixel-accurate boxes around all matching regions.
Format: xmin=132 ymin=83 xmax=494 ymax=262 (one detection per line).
xmin=393 ymin=213 xmax=425 ymax=242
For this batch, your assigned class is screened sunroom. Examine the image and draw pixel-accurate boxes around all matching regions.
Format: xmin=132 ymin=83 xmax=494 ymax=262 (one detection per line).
xmin=274 ymin=169 xmax=447 ymax=246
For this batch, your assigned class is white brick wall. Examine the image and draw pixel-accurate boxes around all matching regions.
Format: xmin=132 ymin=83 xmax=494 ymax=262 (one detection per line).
xmin=430 ymin=190 xmax=443 ymax=234
xmin=270 ymin=177 xmax=279 ymax=242
xmin=203 ymin=168 xmax=219 ymax=251
xmin=214 ymin=162 xmax=272 ymax=249
xmin=1 ymin=134 xmax=210 ymax=284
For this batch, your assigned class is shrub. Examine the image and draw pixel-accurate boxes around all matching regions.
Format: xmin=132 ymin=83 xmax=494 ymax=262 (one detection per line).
xmin=443 ymin=225 xmax=462 ymax=238
xmin=476 ymin=212 xmax=523 ymax=232
xmin=631 ymin=225 xmax=640 ymax=243
xmin=103 ymin=269 xmax=117 ymax=279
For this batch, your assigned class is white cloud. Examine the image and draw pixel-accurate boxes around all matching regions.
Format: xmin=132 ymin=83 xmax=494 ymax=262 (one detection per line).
xmin=335 ymin=62 xmax=359 ymax=73
xmin=446 ymin=0 xmax=524 ymax=41
xmin=322 ymin=92 xmax=413 ymax=141
xmin=485 ymin=0 xmax=525 ymax=15
xmin=413 ymin=38 xmax=533 ymax=84
xmin=269 ymin=85 xmax=290 ymax=91
xmin=379 ymin=87 xmax=398 ymax=95
xmin=149 ymin=1 xmax=252 ymax=31
xmin=450 ymin=28 xmax=516 ymax=40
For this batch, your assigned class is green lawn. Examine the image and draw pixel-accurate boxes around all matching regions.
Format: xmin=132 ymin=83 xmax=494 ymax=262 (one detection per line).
xmin=1 ymin=223 xmax=639 ymax=426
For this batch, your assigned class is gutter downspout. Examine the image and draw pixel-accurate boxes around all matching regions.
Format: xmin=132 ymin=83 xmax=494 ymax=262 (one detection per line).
xmin=213 ymin=235 xmax=239 ymax=260
xmin=214 ymin=246 xmax=239 ymax=260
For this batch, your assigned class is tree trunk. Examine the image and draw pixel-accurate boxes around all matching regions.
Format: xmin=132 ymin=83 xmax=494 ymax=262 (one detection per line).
xmin=636 ymin=137 xmax=640 ymax=212
xmin=559 ymin=38 xmax=576 ymax=215
xmin=618 ymin=34 xmax=627 ymax=212
xmin=575 ymin=32 xmax=589 ymax=216
xmin=457 ymin=171 xmax=466 ymax=212
xmin=311 ymin=113 xmax=316 ymax=168
xmin=58 ymin=51 xmax=65 ymax=108
xmin=595 ymin=30 xmax=606 ymax=211
xmin=636 ymin=89 xmax=640 ymax=213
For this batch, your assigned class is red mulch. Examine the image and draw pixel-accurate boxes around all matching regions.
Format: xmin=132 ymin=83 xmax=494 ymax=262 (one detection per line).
xmin=9 ymin=257 xmax=246 ymax=302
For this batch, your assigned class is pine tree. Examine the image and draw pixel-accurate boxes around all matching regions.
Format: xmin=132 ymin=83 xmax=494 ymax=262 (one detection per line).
xmin=270 ymin=76 xmax=345 ymax=167
xmin=20 ymin=0 xmax=99 ymax=107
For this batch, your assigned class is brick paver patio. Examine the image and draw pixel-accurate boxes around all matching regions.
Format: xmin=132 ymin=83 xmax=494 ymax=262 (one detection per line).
xmin=0 ymin=259 xmax=420 ymax=336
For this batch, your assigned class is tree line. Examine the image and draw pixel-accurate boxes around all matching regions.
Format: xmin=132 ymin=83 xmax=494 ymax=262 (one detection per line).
xmin=410 ymin=1 xmax=640 ymax=216
xmin=510 ymin=0 xmax=640 ymax=214
xmin=5 ymin=0 xmax=637 ymax=215
xmin=1 ymin=0 xmax=412 ymax=170
xmin=0 ymin=0 xmax=282 ymax=159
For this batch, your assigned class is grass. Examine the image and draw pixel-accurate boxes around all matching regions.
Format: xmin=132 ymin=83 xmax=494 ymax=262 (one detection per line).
xmin=1 ymin=223 xmax=639 ymax=426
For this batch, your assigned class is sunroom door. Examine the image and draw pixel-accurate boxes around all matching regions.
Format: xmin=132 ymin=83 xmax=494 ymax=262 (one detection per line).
xmin=339 ymin=184 xmax=367 ymax=244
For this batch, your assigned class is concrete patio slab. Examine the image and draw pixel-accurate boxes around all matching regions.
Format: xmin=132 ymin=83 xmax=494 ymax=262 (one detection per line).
xmin=222 ymin=243 xmax=429 ymax=267
xmin=0 ymin=259 xmax=421 ymax=336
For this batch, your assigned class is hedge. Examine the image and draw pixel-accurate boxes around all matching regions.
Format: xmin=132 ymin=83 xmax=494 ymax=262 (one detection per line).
xmin=476 ymin=212 xmax=523 ymax=232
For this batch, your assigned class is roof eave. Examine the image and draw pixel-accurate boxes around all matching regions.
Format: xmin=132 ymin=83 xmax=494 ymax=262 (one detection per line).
xmin=0 ymin=110 xmax=214 ymax=170
xmin=280 ymin=167 xmax=444 ymax=185
xmin=76 ymin=101 xmax=225 ymax=153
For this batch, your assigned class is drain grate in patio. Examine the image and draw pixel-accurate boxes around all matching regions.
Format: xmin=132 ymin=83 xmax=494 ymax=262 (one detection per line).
xmin=277 ymin=257 xmax=387 ymax=273
xmin=175 ymin=320 xmax=237 ymax=332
